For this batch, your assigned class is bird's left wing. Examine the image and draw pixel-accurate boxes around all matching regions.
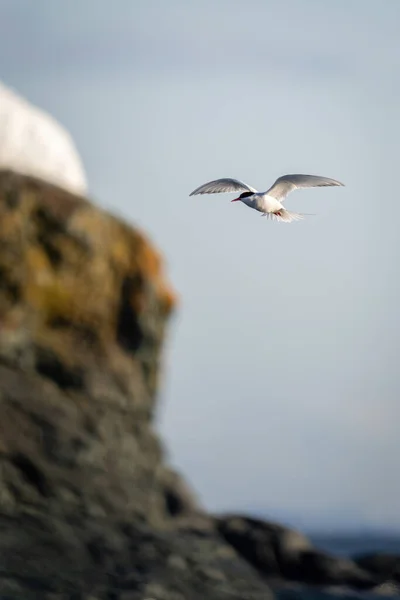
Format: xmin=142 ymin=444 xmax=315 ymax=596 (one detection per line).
xmin=266 ymin=174 xmax=344 ymax=202
xmin=189 ymin=178 xmax=258 ymax=196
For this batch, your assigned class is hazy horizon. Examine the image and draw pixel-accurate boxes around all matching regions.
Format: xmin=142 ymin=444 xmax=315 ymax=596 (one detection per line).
xmin=1 ymin=0 xmax=399 ymax=530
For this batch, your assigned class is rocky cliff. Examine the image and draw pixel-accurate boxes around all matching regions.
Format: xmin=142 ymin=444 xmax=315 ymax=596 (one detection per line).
xmin=0 ymin=169 xmax=273 ymax=599
xmin=0 ymin=170 xmax=397 ymax=600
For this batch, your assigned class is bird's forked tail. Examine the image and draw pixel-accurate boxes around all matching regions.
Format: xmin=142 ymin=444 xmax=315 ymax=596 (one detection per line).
xmin=262 ymin=209 xmax=314 ymax=223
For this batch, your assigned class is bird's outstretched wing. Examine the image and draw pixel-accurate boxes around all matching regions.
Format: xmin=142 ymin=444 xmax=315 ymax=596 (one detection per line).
xmin=189 ymin=178 xmax=258 ymax=196
xmin=266 ymin=174 xmax=344 ymax=202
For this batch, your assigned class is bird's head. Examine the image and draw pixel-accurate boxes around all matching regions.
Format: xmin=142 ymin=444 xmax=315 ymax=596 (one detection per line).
xmin=231 ymin=191 xmax=254 ymax=203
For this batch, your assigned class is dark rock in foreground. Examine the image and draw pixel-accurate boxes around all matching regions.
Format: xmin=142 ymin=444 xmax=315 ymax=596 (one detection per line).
xmin=217 ymin=516 xmax=378 ymax=589
xmin=353 ymin=553 xmax=400 ymax=584
xmin=0 ymin=508 xmax=273 ymax=599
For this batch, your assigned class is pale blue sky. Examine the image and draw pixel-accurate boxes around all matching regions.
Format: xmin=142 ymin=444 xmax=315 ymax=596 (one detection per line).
xmin=1 ymin=0 xmax=399 ymax=530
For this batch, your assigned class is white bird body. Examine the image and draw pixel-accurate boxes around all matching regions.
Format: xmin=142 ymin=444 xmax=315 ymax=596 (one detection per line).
xmin=189 ymin=174 xmax=344 ymax=222
xmin=241 ymin=193 xmax=281 ymax=214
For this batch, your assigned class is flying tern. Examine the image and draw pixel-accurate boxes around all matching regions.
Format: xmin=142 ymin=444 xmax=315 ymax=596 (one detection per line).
xmin=189 ymin=174 xmax=344 ymax=222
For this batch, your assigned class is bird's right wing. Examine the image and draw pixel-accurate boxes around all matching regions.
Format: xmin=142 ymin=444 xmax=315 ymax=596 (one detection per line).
xmin=189 ymin=178 xmax=258 ymax=196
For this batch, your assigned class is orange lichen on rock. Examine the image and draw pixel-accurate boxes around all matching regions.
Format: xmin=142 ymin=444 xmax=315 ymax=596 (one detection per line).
xmin=0 ymin=169 xmax=176 ymax=385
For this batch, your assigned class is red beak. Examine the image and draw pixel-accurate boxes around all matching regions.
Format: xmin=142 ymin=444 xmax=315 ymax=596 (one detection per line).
xmin=231 ymin=197 xmax=240 ymax=202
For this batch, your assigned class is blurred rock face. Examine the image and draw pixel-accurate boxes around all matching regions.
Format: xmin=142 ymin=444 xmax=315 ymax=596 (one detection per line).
xmin=0 ymin=170 xmax=273 ymax=600
xmin=0 ymin=81 xmax=87 ymax=195
xmin=0 ymin=168 xmax=180 ymax=522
